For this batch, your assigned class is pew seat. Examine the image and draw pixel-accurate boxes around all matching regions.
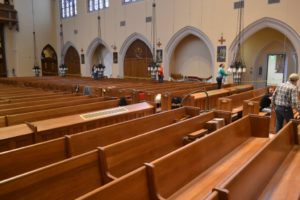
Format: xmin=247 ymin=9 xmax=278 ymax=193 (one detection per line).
xmin=169 ymin=137 xmax=268 ymax=200
xmin=209 ymin=120 xmax=300 ymax=200
xmin=146 ymin=115 xmax=270 ymax=199
xmin=258 ymin=146 xmax=300 ymax=200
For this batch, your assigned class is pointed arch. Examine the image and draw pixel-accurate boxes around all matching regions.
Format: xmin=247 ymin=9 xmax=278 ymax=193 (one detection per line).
xmin=229 ymin=17 xmax=300 ymax=70
xmin=62 ymin=41 xmax=79 ymax=63
xmin=165 ymin=26 xmax=215 ymax=79
xmin=86 ymin=37 xmax=112 ymax=77
xmin=41 ymin=44 xmax=58 ymax=76
xmin=62 ymin=42 xmax=81 ymax=76
xmin=119 ymin=33 xmax=152 ymax=77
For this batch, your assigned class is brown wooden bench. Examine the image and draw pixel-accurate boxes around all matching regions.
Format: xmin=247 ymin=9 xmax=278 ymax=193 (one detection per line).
xmin=209 ymin=120 xmax=300 ymax=200
xmin=0 ymin=107 xmax=199 ymax=180
xmin=0 ymin=102 xmax=155 ymax=152
xmin=76 ymin=115 xmax=270 ymax=200
xmin=145 ymin=115 xmax=270 ymax=199
xmin=0 ymin=92 xmax=78 ymax=104
xmin=0 ymin=93 xmax=83 ymax=109
xmin=217 ymin=87 xmax=267 ymax=116
xmin=5 ymin=99 xmax=122 ymax=126
xmin=160 ymin=83 xmax=234 ymax=111
xmin=183 ymin=84 xmax=254 ymax=110
xmin=98 ymin=111 xmax=232 ymax=183
xmin=76 ymin=166 xmax=152 ymax=200
xmin=0 ymin=97 xmax=115 ymax=116
xmin=0 ymin=149 xmax=105 ymax=200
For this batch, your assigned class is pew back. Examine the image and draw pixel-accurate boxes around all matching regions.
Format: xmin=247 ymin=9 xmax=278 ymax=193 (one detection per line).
xmin=0 ymin=107 xmax=199 ymax=181
xmin=146 ymin=115 xmax=269 ymax=199
xmin=99 ymin=111 xmax=232 ymax=182
xmin=0 ymin=150 xmax=103 ymax=200
xmin=76 ymin=167 xmax=152 ymax=200
xmin=211 ymin=121 xmax=298 ymax=200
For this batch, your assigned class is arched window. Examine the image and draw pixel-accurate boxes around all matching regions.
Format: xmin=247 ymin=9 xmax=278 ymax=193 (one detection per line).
xmin=61 ymin=0 xmax=77 ymax=18
xmin=88 ymin=0 xmax=109 ymax=12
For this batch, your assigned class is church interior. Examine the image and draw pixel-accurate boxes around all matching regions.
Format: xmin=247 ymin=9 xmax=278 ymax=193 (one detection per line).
xmin=0 ymin=0 xmax=299 ymax=199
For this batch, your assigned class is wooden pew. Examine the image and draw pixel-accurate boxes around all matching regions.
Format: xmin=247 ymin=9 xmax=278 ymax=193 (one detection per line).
xmin=0 ymin=150 xmax=105 ymax=200
xmin=0 ymin=102 xmax=155 ymax=152
xmin=183 ymin=84 xmax=254 ymax=111
xmin=160 ymin=83 xmax=233 ymax=111
xmin=209 ymin=120 xmax=300 ymax=200
xmin=98 ymin=111 xmax=232 ymax=183
xmin=0 ymin=94 xmax=91 ymax=110
xmin=5 ymin=99 xmax=122 ymax=126
xmin=0 ymin=92 xmax=76 ymax=104
xmin=217 ymin=87 xmax=267 ymax=116
xmin=76 ymin=167 xmax=153 ymax=200
xmin=242 ymin=95 xmax=265 ymax=116
xmin=0 ymin=97 xmax=115 ymax=116
xmin=145 ymin=115 xmax=270 ymax=199
xmin=242 ymin=94 xmax=277 ymax=133
xmin=0 ymin=107 xmax=199 ymax=180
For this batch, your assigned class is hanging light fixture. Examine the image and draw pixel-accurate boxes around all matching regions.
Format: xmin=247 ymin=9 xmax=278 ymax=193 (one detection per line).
xmin=229 ymin=0 xmax=246 ymax=84
xmin=31 ymin=0 xmax=40 ymax=77
xmin=93 ymin=13 xmax=105 ymax=80
xmin=59 ymin=22 xmax=68 ymax=77
xmin=148 ymin=0 xmax=158 ymax=80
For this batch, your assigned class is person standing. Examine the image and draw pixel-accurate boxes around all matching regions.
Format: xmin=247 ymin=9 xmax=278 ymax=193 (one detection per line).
xmin=272 ymin=73 xmax=300 ymax=132
xmin=158 ymin=64 xmax=164 ymax=83
xmin=216 ymin=64 xmax=228 ymax=89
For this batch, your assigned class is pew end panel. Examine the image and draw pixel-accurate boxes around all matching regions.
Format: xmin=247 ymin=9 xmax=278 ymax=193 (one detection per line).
xmin=249 ymin=114 xmax=270 ymax=138
xmin=217 ymin=98 xmax=233 ymax=112
xmin=76 ymin=167 xmax=153 ymax=200
xmin=213 ymin=110 xmax=232 ymax=125
xmin=242 ymin=100 xmax=260 ymax=116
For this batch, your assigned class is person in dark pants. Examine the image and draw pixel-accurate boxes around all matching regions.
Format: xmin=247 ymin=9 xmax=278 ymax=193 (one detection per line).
xmin=272 ymin=73 xmax=300 ymax=132
xmin=216 ymin=64 xmax=228 ymax=89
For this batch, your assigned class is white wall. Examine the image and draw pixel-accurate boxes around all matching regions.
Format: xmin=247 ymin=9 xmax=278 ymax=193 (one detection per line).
xmin=3 ymin=0 xmax=300 ymax=81
xmin=170 ymin=35 xmax=212 ymax=78
xmin=243 ymin=28 xmax=296 ymax=88
xmin=5 ymin=0 xmax=57 ymax=77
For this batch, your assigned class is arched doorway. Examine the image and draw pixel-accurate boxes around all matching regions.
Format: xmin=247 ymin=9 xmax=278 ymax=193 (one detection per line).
xmin=229 ymin=18 xmax=300 ymax=88
xmin=41 ymin=44 xmax=58 ymax=76
xmin=244 ymin=28 xmax=297 ymax=88
xmin=64 ymin=46 xmax=81 ymax=76
xmin=124 ymin=39 xmax=152 ymax=79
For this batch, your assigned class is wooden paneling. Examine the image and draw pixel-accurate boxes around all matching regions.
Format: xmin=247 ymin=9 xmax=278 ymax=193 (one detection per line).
xmin=65 ymin=46 xmax=81 ymax=76
xmin=124 ymin=39 xmax=152 ymax=78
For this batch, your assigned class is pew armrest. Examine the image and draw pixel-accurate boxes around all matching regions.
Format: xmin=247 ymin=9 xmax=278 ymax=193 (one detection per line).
xmin=188 ymin=129 xmax=208 ymax=139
